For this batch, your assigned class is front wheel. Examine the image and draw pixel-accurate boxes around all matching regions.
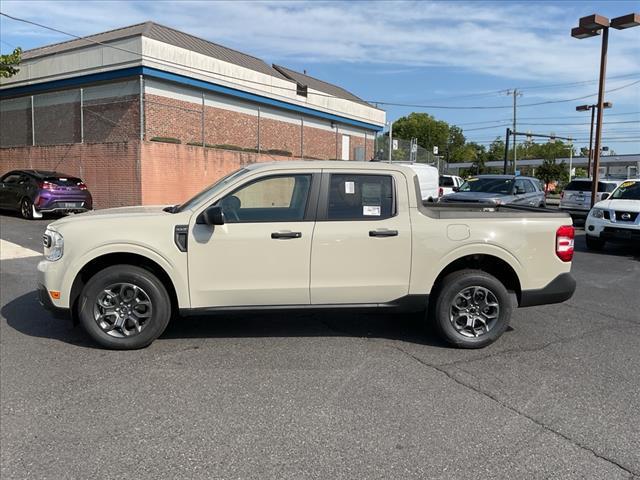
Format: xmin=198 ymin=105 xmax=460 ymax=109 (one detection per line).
xmin=431 ymin=270 xmax=512 ymax=348
xmin=78 ymin=265 xmax=171 ymax=349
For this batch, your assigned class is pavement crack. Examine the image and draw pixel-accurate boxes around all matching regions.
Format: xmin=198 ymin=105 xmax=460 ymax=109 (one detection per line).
xmin=392 ymin=344 xmax=638 ymax=477
xmin=435 ymin=324 xmax=621 ymax=368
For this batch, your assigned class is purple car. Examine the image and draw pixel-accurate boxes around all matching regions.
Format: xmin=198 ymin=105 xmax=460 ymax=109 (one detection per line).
xmin=0 ymin=170 xmax=93 ymax=219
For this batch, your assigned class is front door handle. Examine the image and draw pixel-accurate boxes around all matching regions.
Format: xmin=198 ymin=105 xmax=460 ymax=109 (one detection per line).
xmin=369 ymin=229 xmax=398 ymax=237
xmin=271 ymin=231 xmax=302 ymax=239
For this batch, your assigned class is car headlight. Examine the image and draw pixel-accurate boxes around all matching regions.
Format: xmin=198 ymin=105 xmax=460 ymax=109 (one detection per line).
xmin=43 ymin=229 xmax=64 ymax=261
xmin=590 ymin=208 xmax=604 ymax=219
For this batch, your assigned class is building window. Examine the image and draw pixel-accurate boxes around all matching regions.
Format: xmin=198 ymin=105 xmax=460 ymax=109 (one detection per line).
xmin=296 ymin=83 xmax=308 ymax=97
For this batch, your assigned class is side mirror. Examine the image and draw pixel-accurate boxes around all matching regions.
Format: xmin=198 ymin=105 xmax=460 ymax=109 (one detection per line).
xmin=197 ymin=205 xmax=225 ymax=225
xmin=601 ymin=193 xmax=610 ymax=200
xmin=452 ymin=186 xmax=460 ymax=192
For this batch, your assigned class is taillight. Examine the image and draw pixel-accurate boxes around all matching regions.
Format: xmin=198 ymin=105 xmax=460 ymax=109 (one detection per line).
xmin=38 ymin=181 xmax=55 ymax=190
xmin=77 ymin=182 xmax=88 ymax=190
xmin=438 ymin=187 xmax=443 ymax=197
xmin=556 ymin=225 xmax=575 ymax=262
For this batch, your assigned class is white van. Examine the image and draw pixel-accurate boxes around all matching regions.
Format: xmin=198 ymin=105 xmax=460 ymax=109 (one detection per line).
xmin=396 ymin=163 xmax=440 ymax=202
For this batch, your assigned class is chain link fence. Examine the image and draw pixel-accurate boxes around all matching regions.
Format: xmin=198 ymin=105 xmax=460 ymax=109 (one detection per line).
xmin=373 ymin=134 xmax=445 ymax=169
xmin=1 ymin=79 xmax=141 ymax=147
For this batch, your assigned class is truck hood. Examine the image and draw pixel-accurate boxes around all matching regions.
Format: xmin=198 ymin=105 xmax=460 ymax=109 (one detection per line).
xmin=593 ymin=199 xmax=640 ymax=212
xmin=48 ymin=205 xmax=174 ymax=228
xmin=441 ymin=191 xmax=507 ymax=203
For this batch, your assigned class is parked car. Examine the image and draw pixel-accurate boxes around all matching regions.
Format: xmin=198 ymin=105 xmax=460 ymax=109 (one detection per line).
xmin=397 ymin=163 xmax=439 ymax=201
xmin=0 ymin=170 xmax=92 ymax=219
xmin=585 ymin=179 xmax=640 ymax=249
xmin=439 ymin=174 xmax=464 ymax=197
xmin=38 ymin=161 xmax=575 ymax=350
xmin=559 ymin=178 xmax=622 ymax=218
xmin=440 ymin=175 xmax=546 ymax=207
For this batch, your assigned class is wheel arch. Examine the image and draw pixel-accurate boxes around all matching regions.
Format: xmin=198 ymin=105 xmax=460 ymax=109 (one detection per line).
xmin=431 ymin=253 xmax=522 ymax=305
xmin=69 ymin=251 xmax=181 ymax=323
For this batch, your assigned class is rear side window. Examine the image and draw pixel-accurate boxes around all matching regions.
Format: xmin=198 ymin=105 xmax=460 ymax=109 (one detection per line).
xmin=439 ymin=176 xmax=455 ymax=187
xmin=327 ymin=174 xmax=394 ymax=220
xmin=524 ymin=180 xmax=536 ymax=193
xmin=1 ymin=173 xmax=22 ymax=184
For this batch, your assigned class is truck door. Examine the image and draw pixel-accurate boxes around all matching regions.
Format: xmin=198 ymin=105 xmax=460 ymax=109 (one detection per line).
xmin=310 ymin=170 xmax=412 ymax=304
xmin=188 ymin=171 xmax=320 ymax=308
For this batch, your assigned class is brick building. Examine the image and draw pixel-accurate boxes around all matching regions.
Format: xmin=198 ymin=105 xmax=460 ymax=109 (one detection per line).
xmin=0 ymin=22 xmax=385 ymax=208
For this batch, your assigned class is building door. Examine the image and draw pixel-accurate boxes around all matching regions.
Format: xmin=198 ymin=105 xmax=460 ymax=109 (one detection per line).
xmin=341 ymin=135 xmax=350 ymax=160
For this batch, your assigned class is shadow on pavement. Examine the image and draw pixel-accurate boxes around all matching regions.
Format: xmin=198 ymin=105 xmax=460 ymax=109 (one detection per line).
xmin=3 ymin=290 xmax=453 ymax=349
xmin=573 ymin=233 xmax=640 ymax=261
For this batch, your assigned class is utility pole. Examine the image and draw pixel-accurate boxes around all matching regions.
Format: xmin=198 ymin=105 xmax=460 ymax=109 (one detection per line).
xmin=506 ymin=89 xmax=522 ymax=174
xmin=388 ymin=120 xmax=393 ymax=163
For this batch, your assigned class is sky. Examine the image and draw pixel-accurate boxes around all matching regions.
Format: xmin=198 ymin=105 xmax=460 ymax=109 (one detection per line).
xmin=1 ymin=0 xmax=639 ymax=155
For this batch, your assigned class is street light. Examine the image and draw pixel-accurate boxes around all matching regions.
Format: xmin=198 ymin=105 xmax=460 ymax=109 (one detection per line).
xmin=571 ymin=12 xmax=639 ymax=207
xmin=575 ymin=102 xmax=612 ymax=176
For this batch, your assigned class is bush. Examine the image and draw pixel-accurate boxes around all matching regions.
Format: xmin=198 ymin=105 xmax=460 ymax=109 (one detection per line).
xmin=266 ymin=149 xmax=292 ymax=157
xmin=150 ymin=137 xmax=181 ymax=144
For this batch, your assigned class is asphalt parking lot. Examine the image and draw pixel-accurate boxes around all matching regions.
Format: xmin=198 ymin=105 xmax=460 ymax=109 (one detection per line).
xmin=1 ymin=211 xmax=639 ymax=480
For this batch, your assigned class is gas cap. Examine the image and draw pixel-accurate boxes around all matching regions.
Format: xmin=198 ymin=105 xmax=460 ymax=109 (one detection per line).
xmin=447 ymin=224 xmax=470 ymax=241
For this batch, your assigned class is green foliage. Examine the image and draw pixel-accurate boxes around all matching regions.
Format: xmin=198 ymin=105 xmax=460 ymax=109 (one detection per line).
xmin=150 ymin=136 xmax=181 ymax=144
xmin=0 ymin=47 xmax=22 ymax=78
xmin=535 ymin=159 xmax=568 ymax=191
xmin=391 ymin=113 xmax=467 ymax=162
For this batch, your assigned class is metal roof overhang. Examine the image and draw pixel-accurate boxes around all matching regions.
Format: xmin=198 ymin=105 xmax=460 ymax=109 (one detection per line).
xmin=0 ymin=66 xmax=383 ymax=132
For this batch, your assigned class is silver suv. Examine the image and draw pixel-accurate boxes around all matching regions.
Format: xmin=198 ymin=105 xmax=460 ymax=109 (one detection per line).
xmin=559 ymin=178 xmax=622 ymax=218
xmin=440 ymin=175 xmax=546 ymax=207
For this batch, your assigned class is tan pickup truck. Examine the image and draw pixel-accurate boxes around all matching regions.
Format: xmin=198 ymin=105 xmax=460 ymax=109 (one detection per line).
xmin=38 ymin=161 xmax=576 ymax=350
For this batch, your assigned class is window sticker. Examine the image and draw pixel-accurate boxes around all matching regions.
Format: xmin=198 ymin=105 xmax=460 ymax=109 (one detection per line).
xmin=363 ymin=205 xmax=381 ymax=216
xmin=620 ymin=180 xmax=636 ymax=188
xmin=345 ymin=181 xmax=355 ymax=194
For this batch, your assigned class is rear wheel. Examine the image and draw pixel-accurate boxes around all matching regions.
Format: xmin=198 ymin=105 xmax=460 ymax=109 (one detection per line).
xmin=78 ymin=265 xmax=171 ymax=349
xmin=431 ymin=269 xmax=512 ymax=348
xmin=20 ymin=197 xmax=33 ymax=220
xmin=585 ymin=235 xmax=605 ymax=250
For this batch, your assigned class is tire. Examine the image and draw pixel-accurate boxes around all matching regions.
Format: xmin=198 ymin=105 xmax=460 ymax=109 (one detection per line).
xmin=20 ymin=197 xmax=33 ymax=220
xmin=78 ymin=265 xmax=172 ymax=349
xmin=585 ymin=235 xmax=605 ymax=251
xmin=431 ymin=269 xmax=512 ymax=349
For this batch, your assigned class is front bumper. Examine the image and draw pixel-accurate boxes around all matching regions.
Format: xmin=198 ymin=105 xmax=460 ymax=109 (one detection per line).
xmin=519 ymin=272 xmax=576 ymax=308
xmin=585 ymin=215 xmax=639 ymax=242
xmin=37 ymin=283 xmax=70 ymax=319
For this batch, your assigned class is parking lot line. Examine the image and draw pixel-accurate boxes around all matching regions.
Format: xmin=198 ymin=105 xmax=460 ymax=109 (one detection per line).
xmin=0 ymin=239 xmax=41 ymax=260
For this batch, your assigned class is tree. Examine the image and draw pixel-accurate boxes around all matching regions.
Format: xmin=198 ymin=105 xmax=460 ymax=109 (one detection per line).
xmin=535 ymin=159 xmax=568 ymax=192
xmin=0 ymin=47 xmax=22 ymax=78
xmin=392 ymin=113 xmax=467 ymax=162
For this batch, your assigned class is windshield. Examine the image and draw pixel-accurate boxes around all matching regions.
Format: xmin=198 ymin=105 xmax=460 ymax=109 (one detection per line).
xmin=177 ymin=168 xmax=249 ymax=212
xmin=459 ymin=178 xmax=514 ymax=195
xmin=610 ymin=180 xmax=640 ymax=200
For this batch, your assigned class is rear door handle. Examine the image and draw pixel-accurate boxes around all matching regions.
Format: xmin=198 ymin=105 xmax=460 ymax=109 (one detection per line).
xmin=369 ymin=229 xmax=398 ymax=237
xmin=271 ymin=231 xmax=302 ymax=239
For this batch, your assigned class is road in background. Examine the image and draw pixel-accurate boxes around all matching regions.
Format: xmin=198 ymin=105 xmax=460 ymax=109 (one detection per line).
xmin=1 ymin=211 xmax=639 ymax=479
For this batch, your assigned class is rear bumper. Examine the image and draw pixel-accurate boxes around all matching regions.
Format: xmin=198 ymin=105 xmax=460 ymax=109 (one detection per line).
xmin=35 ymin=192 xmax=93 ymax=212
xmin=519 ymin=273 xmax=576 ymax=307
xmin=559 ymin=207 xmax=589 ymax=217
xmin=37 ymin=283 xmax=70 ymax=319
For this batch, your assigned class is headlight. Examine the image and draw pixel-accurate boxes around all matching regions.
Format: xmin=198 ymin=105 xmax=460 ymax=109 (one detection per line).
xmin=43 ymin=229 xmax=64 ymax=261
xmin=590 ymin=208 xmax=604 ymax=219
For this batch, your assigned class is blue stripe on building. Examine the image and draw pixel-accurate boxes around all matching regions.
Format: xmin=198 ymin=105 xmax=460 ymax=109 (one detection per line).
xmin=0 ymin=66 xmax=383 ymax=132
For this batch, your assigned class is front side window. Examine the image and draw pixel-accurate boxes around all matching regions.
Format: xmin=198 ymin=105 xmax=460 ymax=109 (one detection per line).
xmin=524 ymin=180 xmax=536 ymax=193
xmin=218 ymin=174 xmax=312 ymax=223
xmin=327 ymin=174 xmax=394 ymax=220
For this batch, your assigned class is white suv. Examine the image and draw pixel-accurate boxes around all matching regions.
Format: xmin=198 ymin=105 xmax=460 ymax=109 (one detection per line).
xmin=585 ymin=179 xmax=640 ymax=249
xmin=439 ymin=174 xmax=464 ymax=197
xmin=560 ymin=178 xmax=622 ymax=218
